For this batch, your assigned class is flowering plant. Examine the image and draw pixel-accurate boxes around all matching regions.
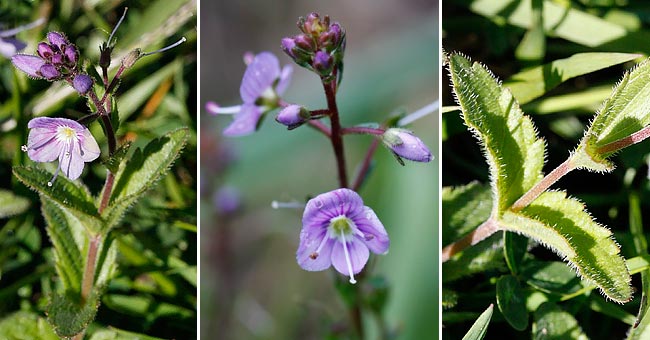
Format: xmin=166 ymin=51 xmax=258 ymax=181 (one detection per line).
xmin=205 ymin=11 xmax=436 ymax=338
xmin=0 ymin=3 xmax=196 ymax=339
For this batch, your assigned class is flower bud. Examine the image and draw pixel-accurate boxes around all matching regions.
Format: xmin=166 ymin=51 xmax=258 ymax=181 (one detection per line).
xmin=73 ymin=74 xmax=93 ymax=94
xmin=294 ymin=34 xmax=315 ymax=51
xmin=281 ymin=37 xmax=296 ymax=58
xmin=382 ymin=128 xmax=432 ymax=163
xmin=39 ymin=64 xmax=60 ymax=80
xmin=122 ymin=49 xmax=141 ymax=69
xmin=312 ymin=51 xmax=333 ymax=76
xmin=276 ymin=104 xmax=310 ymax=129
xmin=46 ymin=32 xmax=67 ymax=50
xmin=63 ymin=45 xmax=78 ymax=65
xmin=37 ymin=42 xmax=53 ymax=59
xmin=50 ymin=53 xmax=63 ymax=65
xmin=99 ymin=44 xmax=113 ymax=69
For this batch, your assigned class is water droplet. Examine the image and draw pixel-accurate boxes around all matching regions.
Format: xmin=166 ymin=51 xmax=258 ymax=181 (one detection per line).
xmin=315 ymin=200 xmax=324 ymax=209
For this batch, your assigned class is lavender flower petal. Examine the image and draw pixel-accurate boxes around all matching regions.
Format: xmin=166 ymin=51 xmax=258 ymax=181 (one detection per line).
xmin=331 ymin=239 xmax=369 ymax=275
xmin=47 ymin=32 xmax=68 ymax=50
xmin=275 ymin=65 xmax=293 ymax=95
xmin=0 ymin=38 xmax=26 ymax=58
xmin=239 ymin=52 xmax=281 ymax=103
xmin=222 ymin=104 xmax=263 ymax=137
xmin=12 ymin=54 xmax=45 ymax=78
xmin=297 ymin=231 xmax=334 ymax=271
xmin=356 ymin=207 xmax=390 ymax=254
xmin=39 ymin=64 xmax=60 ymax=80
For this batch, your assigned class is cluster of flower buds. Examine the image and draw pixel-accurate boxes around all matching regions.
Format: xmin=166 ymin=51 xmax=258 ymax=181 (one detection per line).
xmin=12 ymin=32 xmax=93 ymax=94
xmin=281 ymin=12 xmax=345 ymax=81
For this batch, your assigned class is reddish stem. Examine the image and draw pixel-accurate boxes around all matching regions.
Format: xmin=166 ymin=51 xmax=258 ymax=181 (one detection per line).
xmin=342 ymin=126 xmax=385 ymax=136
xmin=307 ymin=120 xmax=331 ymax=137
xmin=597 ymin=125 xmax=650 ymax=155
xmin=322 ymin=78 xmax=348 ymax=188
xmin=441 ymin=218 xmax=500 ymax=262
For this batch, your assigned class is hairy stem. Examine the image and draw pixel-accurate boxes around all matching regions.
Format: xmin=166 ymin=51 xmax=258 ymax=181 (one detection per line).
xmin=342 ymin=126 xmax=385 ymax=136
xmin=441 ymin=218 xmax=500 ymax=262
xmin=81 ymin=234 xmax=101 ymax=301
xmin=597 ymin=125 xmax=650 ymax=155
xmin=511 ymin=158 xmax=575 ymax=211
xmin=322 ymin=78 xmax=348 ymax=188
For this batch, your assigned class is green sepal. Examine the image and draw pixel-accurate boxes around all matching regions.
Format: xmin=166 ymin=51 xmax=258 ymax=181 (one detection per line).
xmin=47 ymin=289 xmax=100 ymax=338
xmin=103 ymin=128 xmax=189 ymax=231
xmin=0 ymin=189 xmax=30 ymax=218
xmin=500 ymin=191 xmax=632 ymax=303
xmin=462 ymin=304 xmax=493 ymax=340
xmin=496 ymin=275 xmax=528 ymax=331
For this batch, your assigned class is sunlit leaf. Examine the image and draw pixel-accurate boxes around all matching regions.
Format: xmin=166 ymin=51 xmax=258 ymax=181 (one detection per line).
xmin=462 ymin=304 xmax=493 ymax=340
xmin=0 ymin=190 xmax=30 ymax=218
xmin=0 ymin=311 xmax=59 ymax=340
xmin=532 ymin=302 xmax=588 ymax=340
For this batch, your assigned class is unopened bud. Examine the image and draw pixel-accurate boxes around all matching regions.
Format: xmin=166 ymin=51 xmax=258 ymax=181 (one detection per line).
xmin=276 ymin=104 xmax=310 ymax=129
xmin=382 ymin=128 xmax=432 ymax=163
xmin=73 ymin=74 xmax=93 ymax=94
xmin=312 ymin=51 xmax=333 ymax=76
xmin=39 ymin=64 xmax=60 ymax=80
xmin=122 ymin=48 xmax=141 ymax=69
xmin=37 ymin=42 xmax=53 ymax=59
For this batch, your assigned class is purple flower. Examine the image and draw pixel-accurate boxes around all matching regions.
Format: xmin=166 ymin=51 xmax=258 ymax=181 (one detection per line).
xmin=206 ymin=52 xmax=293 ymax=137
xmin=382 ymin=128 xmax=432 ymax=163
xmin=23 ymin=117 xmax=100 ymax=185
xmin=0 ymin=18 xmax=44 ymax=58
xmin=297 ymin=188 xmax=389 ymax=284
xmin=12 ymin=30 xmax=79 ymax=81
xmin=276 ymin=104 xmax=309 ymax=129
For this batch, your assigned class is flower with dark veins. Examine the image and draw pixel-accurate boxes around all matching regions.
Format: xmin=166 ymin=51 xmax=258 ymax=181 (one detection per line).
xmin=206 ymin=52 xmax=293 ymax=136
xmin=297 ymin=188 xmax=389 ymax=283
xmin=23 ymin=117 xmax=100 ymax=185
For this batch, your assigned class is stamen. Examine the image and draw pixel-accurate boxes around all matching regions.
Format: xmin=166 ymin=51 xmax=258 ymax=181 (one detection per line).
xmin=397 ymin=100 xmax=439 ymax=127
xmin=309 ymin=252 xmax=318 ymax=259
xmin=0 ymin=17 xmax=45 ymax=38
xmin=271 ymin=200 xmax=305 ymax=209
xmin=315 ymin=234 xmax=329 ymax=254
xmin=243 ymin=52 xmax=255 ymax=65
xmin=141 ymin=37 xmax=187 ymax=57
xmin=206 ymin=101 xmax=241 ymax=115
xmin=21 ymin=145 xmax=28 ymax=152
xmin=107 ymin=7 xmax=129 ymax=46
xmin=341 ymin=230 xmax=356 ymax=284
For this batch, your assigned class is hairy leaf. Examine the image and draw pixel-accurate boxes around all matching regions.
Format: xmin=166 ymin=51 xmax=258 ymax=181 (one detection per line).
xmin=41 ymin=199 xmax=84 ymax=294
xmin=532 ymin=302 xmax=588 ymax=340
xmin=442 ymin=182 xmax=492 ymax=246
xmin=574 ymin=59 xmax=650 ymax=171
xmin=0 ymin=311 xmax=58 ymax=340
xmin=500 ymin=191 xmax=632 ymax=303
xmin=447 ymin=52 xmax=545 ymax=214
xmin=0 ymin=189 xmax=30 ymax=218
xmin=462 ymin=304 xmax=493 ymax=340
xmin=522 ymin=261 xmax=582 ymax=296
xmin=442 ymin=233 xmax=505 ymax=283
xmin=13 ymin=166 xmax=104 ymax=233
xmin=103 ymin=128 xmax=188 ymax=231
xmin=496 ymin=275 xmax=528 ymax=330
xmin=505 ymin=53 xmax=640 ymax=104
xmin=47 ymin=290 xmax=100 ymax=338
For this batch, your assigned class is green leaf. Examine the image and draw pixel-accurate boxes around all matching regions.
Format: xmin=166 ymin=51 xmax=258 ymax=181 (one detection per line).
xmin=47 ymin=290 xmax=100 ymax=338
xmin=442 ymin=182 xmax=492 ymax=246
xmin=103 ymin=128 xmax=189 ymax=231
xmin=532 ymin=302 xmax=588 ymax=340
xmin=574 ymin=58 xmax=650 ymax=171
xmin=504 ymin=232 xmax=528 ymax=275
xmin=90 ymin=328 xmax=168 ymax=340
xmin=522 ymin=261 xmax=582 ymax=296
xmin=505 ymin=53 xmax=640 ymax=104
xmin=462 ymin=304 xmax=493 ymax=340
xmin=500 ymin=191 xmax=632 ymax=303
xmin=442 ymin=233 xmax=505 ymax=283
xmin=442 ymin=288 xmax=459 ymax=310
xmin=446 ymin=52 xmax=545 ymax=213
xmin=0 ymin=189 xmax=30 ymax=218
xmin=496 ymin=275 xmax=528 ymax=331
xmin=513 ymin=0 xmax=545 ymax=65
xmin=0 ymin=311 xmax=59 ymax=340
xmin=13 ymin=166 xmax=104 ymax=233
xmin=41 ymin=199 xmax=84 ymax=294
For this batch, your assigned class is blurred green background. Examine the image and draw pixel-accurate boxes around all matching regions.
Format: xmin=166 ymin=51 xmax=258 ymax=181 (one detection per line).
xmin=200 ymin=1 xmax=438 ymax=339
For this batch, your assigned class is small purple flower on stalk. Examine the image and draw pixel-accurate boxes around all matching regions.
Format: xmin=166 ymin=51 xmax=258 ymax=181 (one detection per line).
xmin=206 ymin=52 xmax=293 ymax=136
xmin=297 ymin=188 xmax=389 ymax=284
xmin=276 ymin=104 xmax=310 ymax=129
xmin=22 ymin=117 xmax=100 ymax=186
xmin=12 ymin=31 xmax=79 ymax=80
xmin=0 ymin=18 xmax=45 ymax=58
xmin=382 ymin=128 xmax=432 ymax=163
